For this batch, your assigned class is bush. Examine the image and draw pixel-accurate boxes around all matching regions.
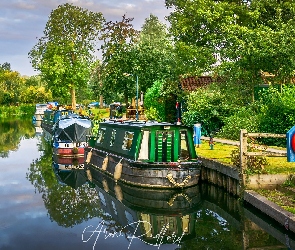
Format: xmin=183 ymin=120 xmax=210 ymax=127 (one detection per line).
xmin=217 ymin=106 xmax=261 ymax=140
xmin=182 ymin=84 xmax=238 ymax=136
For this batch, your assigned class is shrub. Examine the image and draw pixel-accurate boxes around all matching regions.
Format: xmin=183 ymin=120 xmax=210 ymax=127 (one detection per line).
xmin=217 ymin=106 xmax=261 ymax=140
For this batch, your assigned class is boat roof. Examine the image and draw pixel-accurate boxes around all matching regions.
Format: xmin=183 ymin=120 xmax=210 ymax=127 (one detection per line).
xmin=99 ymin=119 xmax=190 ymax=129
xmin=36 ymin=103 xmax=48 ymax=107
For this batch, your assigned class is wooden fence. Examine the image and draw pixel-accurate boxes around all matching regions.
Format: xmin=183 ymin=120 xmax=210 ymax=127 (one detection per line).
xmin=239 ymin=129 xmax=287 ymax=176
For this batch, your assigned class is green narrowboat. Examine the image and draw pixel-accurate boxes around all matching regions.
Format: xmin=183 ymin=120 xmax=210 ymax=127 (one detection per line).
xmin=85 ymin=120 xmax=201 ymax=188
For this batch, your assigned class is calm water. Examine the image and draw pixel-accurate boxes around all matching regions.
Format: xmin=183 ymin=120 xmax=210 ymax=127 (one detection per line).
xmin=0 ymin=119 xmax=295 ymax=250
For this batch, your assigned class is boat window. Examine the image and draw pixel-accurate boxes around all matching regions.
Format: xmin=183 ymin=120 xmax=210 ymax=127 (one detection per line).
xmin=180 ymin=130 xmax=190 ymax=160
xmin=96 ymin=128 xmax=106 ymax=144
xmin=110 ymin=129 xmax=116 ymax=146
xmin=122 ymin=131 xmax=134 ymax=150
xmin=138 ymin=130 xmax=150 ymax=160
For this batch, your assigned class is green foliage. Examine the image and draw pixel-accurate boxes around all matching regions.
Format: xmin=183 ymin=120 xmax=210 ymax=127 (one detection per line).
xmin=144 ymin=80 xmax=166 ymax=121
xmin=21 ymin=86 xmax=52 ymax=104
xmin=0 ymin=69 xmax=25 ymax=105
xmin=258 ymin=86 xmax=295 ymax=133
xmin=0 ymin=104 xmax=34 ymax=118
xmin=144 ymin=107 xmax=161 ymax=121
xmin=29 ymin=3 xmax=105 ymax=107
xmin=282 ymin=175 xmax=295 ymax=188
xmin=166 ymin=0 xmax=295 ymax=87
xmin=100 ymin=15 xmax=139 ymax=104
xmin=182 ymin=83 xmax=238 ymax=136
xmin=231 ymin=146 xmax=269 ymax=175
xmin=217 ymin=106 xmax=261 ymax=140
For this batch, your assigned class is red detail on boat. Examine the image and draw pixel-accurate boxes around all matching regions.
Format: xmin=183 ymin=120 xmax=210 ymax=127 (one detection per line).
xmin=56 ymin=157 xmax=84 ymax=164
xmin=291 ymin=133 xmax=295 ymax=153
xmin=55 ymin=147 xmax=85 ymax=156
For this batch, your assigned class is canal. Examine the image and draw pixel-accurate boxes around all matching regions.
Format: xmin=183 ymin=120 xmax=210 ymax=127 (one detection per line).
xmin=0 ymin=118 xmax=294 ymax=250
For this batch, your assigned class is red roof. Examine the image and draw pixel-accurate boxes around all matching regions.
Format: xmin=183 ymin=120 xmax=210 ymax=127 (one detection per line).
xmin=180 ymin=76 xmax=219 ymax=91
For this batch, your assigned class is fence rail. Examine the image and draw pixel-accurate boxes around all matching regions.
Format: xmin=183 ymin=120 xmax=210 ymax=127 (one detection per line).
xmin=240 ymin=129 xmax=286 ymax=177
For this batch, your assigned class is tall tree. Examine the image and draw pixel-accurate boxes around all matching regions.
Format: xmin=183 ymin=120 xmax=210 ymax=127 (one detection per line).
xmin=165 ymin=0 xmax=295 ymax=87
xmin=28 ymin=3 xmax=105 ymax=108
xmin=99 ymin=15 xmax=140 ymax=104
xmin=137 ymin=14 xmax=176 ymax=91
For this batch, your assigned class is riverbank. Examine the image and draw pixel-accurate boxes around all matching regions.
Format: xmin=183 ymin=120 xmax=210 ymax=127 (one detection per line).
xmin=197 ymin=137 xmax=295 ymax=234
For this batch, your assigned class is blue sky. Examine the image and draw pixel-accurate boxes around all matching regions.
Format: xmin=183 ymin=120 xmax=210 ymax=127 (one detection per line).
xmin=0 ymin=0 xmax=171 ymax=76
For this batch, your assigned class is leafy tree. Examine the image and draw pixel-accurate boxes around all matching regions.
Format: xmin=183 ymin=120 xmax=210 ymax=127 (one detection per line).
xmin=99 ymin=14 xmax=175 ymax=105
xmin=99 ymin=15 xmax=140 ymax=104
xmin=165 ymin=0 xmax=295 ymax=88
xmin=28 ymin=3 xmax=105 ymax=108
xmin=144 ymin=79 xmax=179 ymax=122
xmin=0 ymin=62 xmax=11 ymax=71
xmin=24 ymin=75 xmax=46 ymax=88
xmin=137 ymin=14 xmax=176 ymax=90
xmin=0 ymin=70 xmax=24 ymax=105
xmin=20 ymin=86 xmax=52 ymax=104
xmin=144 ymin=80 xmax=166 ymax=121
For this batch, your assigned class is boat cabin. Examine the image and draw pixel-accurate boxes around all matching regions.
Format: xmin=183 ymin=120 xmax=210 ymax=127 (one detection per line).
xmin=43 ymin=109 xmax=74 ymax=124
xmin=87 ymin=120 xmax=197 ymax=162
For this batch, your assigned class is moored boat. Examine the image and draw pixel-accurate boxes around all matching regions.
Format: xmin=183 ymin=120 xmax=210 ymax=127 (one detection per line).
xmin=85 ymin=120 xmax=201 ymax=189
xmin=32 ymin=103 xmax=48 ymax=123
xmin=42 ymin=109 xmax=92 ymax=157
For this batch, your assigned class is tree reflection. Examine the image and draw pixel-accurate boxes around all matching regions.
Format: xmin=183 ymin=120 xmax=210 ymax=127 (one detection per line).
xmin=0 ymin=119 xmax=35 ymax=157
xmin=26 ymin=136 xmax=103 ymax=228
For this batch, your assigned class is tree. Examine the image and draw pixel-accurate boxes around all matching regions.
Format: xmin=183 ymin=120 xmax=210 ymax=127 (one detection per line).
xmin=137 ymin=14 xmax=176 ymax=91
xmin=0 ymin=62 xmax=11 ymax=71
xmin=28 ymin=3 xmax=105 ymax=109
xmin=99 ymin=14 xmax=177 ymax=106
xmin=99 ymin=15 xmax=140 ymax=104
xmin=165 ymin=0 xmax=295 ymax=86
xmin=0 ymin=69 xmax=24 ymax=105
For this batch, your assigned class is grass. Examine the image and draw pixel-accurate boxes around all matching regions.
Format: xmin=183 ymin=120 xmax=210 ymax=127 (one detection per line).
xmin=255 ymin=189 xmax=295 ymax=214
xmin=196 ymin=140 xmax=295 ymax=174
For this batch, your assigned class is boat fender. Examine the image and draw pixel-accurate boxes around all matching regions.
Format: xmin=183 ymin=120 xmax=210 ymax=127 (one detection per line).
xmin=102 ymin=155 xmax=109 ymax=171
xmin=114 ymin=159 xmax=123 ymax=180
xmin=114 ymin=184 xmax=123 ymax=202
xmin=72 ymin=147 xmax=79 ymax=154
xmin=102 ymin=179 xmax=109 ymax=193
xmin=166 ymin=173 xmax=191 ymax=188
xmin=86 ymin=168 xmax=93 ymax=182
xmin=85 ymin=149 xmax=93 ymax=164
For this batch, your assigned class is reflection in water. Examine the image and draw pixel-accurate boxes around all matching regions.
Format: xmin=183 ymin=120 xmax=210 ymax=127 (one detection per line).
xmin=85 ymin=165 xmax=201 ymax=247
xmin=53 ymin=155 xmax=86 ymax=189
xmin=0 ymin=118 xmax=35 ymax=157
xmin=23 ymin=124 xmax=295 ymax=249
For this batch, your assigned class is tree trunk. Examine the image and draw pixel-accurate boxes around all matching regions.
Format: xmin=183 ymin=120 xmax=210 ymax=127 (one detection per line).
xmin=100 ymin=95 xmax=103 ymax=108
xmin=71 ymin=87 xmax=76 ymax=110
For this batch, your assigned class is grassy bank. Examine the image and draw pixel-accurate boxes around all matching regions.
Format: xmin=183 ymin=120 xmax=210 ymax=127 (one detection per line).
xmin=196 ymin=140 xmax=295 ymax=174
xmin=0 ymin=104 xmax=35 ymax=118
xmin=197 ymin=140 xmax=295 ymax=214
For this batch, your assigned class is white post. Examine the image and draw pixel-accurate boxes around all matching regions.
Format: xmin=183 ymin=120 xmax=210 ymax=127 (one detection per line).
xmin=240 ymin=129 xmax=248 ymax=187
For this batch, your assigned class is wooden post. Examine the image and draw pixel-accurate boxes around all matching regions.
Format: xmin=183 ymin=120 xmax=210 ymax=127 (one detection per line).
xmin=240 ymin=129 xmax=248 ymax=187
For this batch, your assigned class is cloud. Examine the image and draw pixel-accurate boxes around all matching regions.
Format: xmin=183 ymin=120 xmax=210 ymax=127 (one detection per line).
xmin=0 ymin=0 xmax=171 ymax=76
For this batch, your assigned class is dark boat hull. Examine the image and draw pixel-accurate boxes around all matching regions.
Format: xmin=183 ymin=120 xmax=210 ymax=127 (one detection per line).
xmin=41 ymin=110 xmax=92 ymax=157
xmin=86 ymin=164 xmax=201 ymax=212
xmin=85 ymin=147 xmax=201 ymax=189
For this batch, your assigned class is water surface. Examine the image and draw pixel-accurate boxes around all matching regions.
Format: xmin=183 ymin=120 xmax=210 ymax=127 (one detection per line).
xmin=0 ymin=119 xmax=294 ymax=250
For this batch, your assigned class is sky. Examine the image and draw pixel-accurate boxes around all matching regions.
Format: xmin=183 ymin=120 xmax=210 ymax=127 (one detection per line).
xmin=0 ymin=0 xmax=172 ymax=77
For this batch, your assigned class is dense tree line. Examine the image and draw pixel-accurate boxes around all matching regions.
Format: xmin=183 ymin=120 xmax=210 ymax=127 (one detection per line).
xmin=3 ymin=1 xmax=295 ymax=142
